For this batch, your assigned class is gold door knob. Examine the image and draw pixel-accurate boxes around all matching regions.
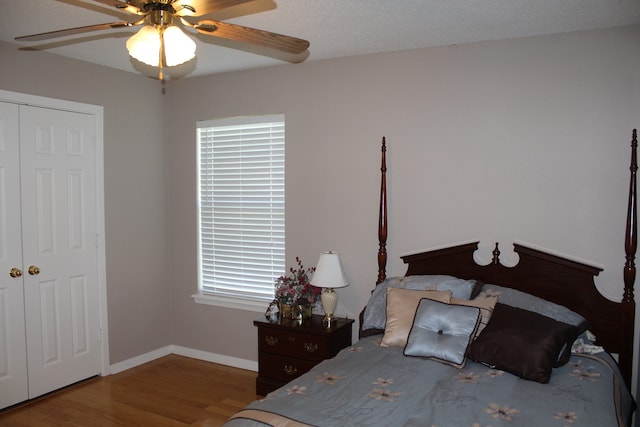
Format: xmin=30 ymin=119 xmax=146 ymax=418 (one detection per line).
xmin=28 ymin=265 xmax=41 ymax=275
xmin=9 ymin=268 xmax=23 ymax=278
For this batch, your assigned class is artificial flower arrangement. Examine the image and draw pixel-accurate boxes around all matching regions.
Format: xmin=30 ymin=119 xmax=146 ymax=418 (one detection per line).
xmin=274 ymin=257 xmax=322 ymax=307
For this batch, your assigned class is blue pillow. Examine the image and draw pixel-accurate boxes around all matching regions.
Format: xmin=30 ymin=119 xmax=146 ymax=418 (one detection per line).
xmin=402 ymin=275 xmax=478 ymax=299
xmin=362 ymin=275 xmax=478 ymax=331
xmin=403 ymin=298 xmax=481 ymax=368
xmin=479 ymin=284 xmax=588 ymax=332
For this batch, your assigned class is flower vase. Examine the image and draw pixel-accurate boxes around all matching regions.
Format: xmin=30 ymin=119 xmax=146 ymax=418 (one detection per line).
xmin=279 ymin=302 xmax=293 ymax=319
xmin=301 ymin=305 xmax=313 ymax=319
xmin=293 ymin=304 xmax=313 ymax=320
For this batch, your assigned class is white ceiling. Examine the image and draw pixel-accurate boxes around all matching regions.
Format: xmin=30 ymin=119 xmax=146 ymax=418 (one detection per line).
xmin=1 ymin=0 xmax=639 ymax=79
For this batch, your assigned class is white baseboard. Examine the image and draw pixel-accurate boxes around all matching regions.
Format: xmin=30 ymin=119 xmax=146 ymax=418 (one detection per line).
xmin=109 ymin=346 xmax=173 ymax=374
xmin=109 ymin=346 xmax=258 ymax=375
xmin=171 ymin=345 xmax=258 ymax=371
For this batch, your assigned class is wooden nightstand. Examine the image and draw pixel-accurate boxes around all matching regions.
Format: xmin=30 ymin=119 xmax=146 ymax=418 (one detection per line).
xmin=254 ymin=314 xmax=354 ymax=395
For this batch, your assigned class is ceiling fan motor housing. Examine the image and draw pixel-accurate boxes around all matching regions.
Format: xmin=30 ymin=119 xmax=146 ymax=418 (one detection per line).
xmin=146 ymin=3 xmax=175 ymax=27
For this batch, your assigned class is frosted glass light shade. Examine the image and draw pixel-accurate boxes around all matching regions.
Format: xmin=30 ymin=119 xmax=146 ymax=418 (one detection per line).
xmin=126 ymin=25 xmax=161 ymax=66
xmin=126 ymin=25 xmax=196 ymax=67
xmin=163 ymin=26 xmax=196 ymax=66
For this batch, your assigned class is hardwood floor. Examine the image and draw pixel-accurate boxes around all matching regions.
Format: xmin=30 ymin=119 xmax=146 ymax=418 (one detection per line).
xmin=0 ymin=355 xmax=259 ymax=426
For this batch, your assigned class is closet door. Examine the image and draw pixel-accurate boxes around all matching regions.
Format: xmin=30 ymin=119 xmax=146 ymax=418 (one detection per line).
xmin=20 ymin=105 xmax=101 ymax=399
xmin=0 ymin=102 xmax=29 ymax=408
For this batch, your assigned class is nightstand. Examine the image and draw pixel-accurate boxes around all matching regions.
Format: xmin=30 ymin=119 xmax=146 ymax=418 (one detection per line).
xmin=254 ymin=314 xmax=354 ymax=395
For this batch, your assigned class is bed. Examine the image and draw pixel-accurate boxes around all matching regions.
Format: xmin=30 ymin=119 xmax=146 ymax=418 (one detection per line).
xmin=225 ymin=132 xmax=638 ymax=427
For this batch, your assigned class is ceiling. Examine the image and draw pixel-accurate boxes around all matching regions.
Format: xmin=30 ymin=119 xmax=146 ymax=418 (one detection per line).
xmin=1 ymin=0 xmax=640 ymax=79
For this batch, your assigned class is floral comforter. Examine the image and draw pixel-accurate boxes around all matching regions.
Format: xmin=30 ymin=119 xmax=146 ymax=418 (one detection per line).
xmin=225 ymin=335 xmax=634 ymax=427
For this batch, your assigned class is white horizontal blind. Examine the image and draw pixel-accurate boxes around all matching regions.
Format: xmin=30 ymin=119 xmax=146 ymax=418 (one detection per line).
xmin=197 ymin=115 xmax=285 ymax=302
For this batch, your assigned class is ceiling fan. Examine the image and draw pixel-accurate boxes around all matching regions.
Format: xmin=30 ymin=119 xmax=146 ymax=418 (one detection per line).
xmin=15 ymin=0 xmax=310 ymax=80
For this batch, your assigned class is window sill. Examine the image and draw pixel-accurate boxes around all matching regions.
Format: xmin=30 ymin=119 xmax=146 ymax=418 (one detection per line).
xmin=191 ymin=293 xmax=269 ymax=313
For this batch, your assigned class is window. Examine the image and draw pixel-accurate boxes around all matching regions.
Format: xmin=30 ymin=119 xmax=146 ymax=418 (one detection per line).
xmin=195 ymin=114 xmax=285 ymax=310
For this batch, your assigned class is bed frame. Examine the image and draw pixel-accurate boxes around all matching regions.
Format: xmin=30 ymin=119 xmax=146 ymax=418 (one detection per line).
xmin=367 ymin=132 xmax=637 ymax=387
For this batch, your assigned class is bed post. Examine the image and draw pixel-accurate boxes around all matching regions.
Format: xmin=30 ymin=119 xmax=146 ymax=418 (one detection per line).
xmin=621 ymin=129 xmax=637 ymax=387
xmin=377 ymin=137 xmax=388 ymax=285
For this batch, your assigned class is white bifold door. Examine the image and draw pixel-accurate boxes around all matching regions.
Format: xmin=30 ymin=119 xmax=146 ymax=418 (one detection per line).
xmin=0 ymin=99 xmax=104 ymax=409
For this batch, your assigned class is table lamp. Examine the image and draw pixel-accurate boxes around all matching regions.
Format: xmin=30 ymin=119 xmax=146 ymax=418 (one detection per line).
xmin=310 ymin=251 xmax=349 ymax=327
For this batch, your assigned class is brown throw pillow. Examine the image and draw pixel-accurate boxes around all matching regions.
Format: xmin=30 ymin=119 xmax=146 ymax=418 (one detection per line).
xmin=468 ymin=303 xmax=579 ymax=383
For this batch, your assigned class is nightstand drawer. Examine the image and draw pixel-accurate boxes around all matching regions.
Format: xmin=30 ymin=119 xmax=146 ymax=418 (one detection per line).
xmin=258 ymin=353 xmax=317 ymax=383
xmin=258 ymin=328 xmax=327 ymax=361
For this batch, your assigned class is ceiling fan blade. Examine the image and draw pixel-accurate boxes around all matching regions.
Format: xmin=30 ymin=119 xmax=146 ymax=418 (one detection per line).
xmin=173 ymin=0 xmax=256 ymax=17
xmin=15 ymin=22 xmax=139 ymax=42
xmin=91 ymin=0 xmax=146 ymax=15
xmin=194 ymin=20 xmax=309 ymax=54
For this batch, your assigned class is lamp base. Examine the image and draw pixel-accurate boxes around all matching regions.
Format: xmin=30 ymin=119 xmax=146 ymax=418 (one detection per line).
xmin=322 ymin=313 xmax=337 ymax=328
xmin=321 ymin=288 xmax=338 ymax=328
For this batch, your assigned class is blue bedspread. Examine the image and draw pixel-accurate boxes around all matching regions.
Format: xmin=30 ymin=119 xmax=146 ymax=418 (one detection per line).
xmin=225 ymin=335 xmax=634 ymax=427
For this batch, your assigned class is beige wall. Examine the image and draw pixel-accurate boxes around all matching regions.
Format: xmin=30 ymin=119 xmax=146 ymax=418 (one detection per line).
xmin=2 ymin=24 xmax=640 ymax=371
xmin=0 ymin=41 xmax=173 ymax=364
xmin=166 ymin=24 xmax=640 ymax=363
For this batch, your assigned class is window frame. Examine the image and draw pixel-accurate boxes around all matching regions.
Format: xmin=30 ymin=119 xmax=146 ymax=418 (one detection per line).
xmin=193 ymin=114 xmax=285 ymax=312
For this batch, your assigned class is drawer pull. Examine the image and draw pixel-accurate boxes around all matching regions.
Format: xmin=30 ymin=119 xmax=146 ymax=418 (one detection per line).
xmin=265 ymin=336 xmax=278 ymax=346
xmin=288 ymin=336 xmax=296 ymax=342
xmin=284 ymin=365 xmax=298 ymax=375
xmin=304 ymin=343 xmax=318 ymax=353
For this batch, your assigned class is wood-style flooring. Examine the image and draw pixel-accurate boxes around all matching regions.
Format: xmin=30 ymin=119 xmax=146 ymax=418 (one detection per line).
xmin=0 ymin=354 xmax=258 ymax=426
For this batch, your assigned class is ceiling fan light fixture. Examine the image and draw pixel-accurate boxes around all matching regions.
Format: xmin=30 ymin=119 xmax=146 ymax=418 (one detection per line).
xmin=163 ymin=26 xmax=196 ymax=66
xmin=126 ymin=25 xmax=161 ymax=66
xmin=16 ymin=0 xmax=310 ymax=79
xmin=126 ymin=24 xmax=196 ymax=68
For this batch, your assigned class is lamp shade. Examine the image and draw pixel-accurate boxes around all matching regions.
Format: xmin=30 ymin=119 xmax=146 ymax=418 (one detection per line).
xmin=310 ymin=252 xmax=349 ymax=289
xmin=163 ymin=26 xmax=196 ymax=66
xmin=126 ymin=24 xmax=196 ymax=67
xmin=126 ymin=25 xmax=161 ymax=66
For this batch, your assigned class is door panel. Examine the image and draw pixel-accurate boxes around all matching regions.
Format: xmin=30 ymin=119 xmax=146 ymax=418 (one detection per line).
xmin=20 ymin=105 xmax=101 ymax=399
xmin=0 ymin=102 xmax=28 ymax=409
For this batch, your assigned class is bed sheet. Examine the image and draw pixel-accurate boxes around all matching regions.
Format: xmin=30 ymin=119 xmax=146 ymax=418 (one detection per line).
xmin=225 ymin=335 xmax=633 ymax=427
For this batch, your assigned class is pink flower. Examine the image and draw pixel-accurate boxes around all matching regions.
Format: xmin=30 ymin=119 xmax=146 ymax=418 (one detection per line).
xmin=274 ymin=258 xmax=319 ymax=306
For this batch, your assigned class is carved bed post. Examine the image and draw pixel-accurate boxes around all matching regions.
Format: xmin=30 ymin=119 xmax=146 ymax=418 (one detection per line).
xmin=621 ymin=129 xmax=637 ymax=387
xmin=377 ymin=137 xmax=388 ymax=285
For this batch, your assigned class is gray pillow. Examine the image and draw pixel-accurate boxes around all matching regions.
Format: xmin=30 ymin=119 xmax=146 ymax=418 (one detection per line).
xmin=361 ymin=277 xmax=404 ymax=330
xmin=479 ymin=284 xmax=588 ymax=332
xmin=362 ymin=275 xmax=478 ymax=331
xmin=403 ymin=298 xmax=481 ymax=368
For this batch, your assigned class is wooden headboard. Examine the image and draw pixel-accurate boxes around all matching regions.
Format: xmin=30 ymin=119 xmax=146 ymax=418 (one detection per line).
xmin=369 ymin=131 xmax=637 ymax=387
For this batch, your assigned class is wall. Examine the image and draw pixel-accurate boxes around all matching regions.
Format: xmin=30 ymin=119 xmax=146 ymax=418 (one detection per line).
xmin=1 ymin=24 xmax=639 ymax=380
xmin=0 ymin=41 xmax=173 ymax=365
xmin=166 ymin=25 xmax=640 ymax=371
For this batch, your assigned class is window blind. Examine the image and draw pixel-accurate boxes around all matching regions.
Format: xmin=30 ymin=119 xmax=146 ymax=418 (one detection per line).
xmin=197 ymin=114 xmax=285 ymax=302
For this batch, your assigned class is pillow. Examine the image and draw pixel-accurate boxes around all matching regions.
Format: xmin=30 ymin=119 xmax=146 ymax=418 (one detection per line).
xmin=361 ymin=275 xmax=477 ymax=331
xmin=402 ymin=275 xmax=477 ymax=299
xmin=404 ymin=298 xmax=480 ymax=368
xmin=469 ymin=280 xmax=485 ymax=299
xmin=451 ymin=295 xmax=498 ymax=338
xmin=468 ymin=304 xmax=580 ymax=383
xmin=361 ymin=277 xmax=404 ymax=331
xmin=380 ymin=288 xmax=452 ymax=347
xmin=479 ymin=284 xmax=588 ymax=333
